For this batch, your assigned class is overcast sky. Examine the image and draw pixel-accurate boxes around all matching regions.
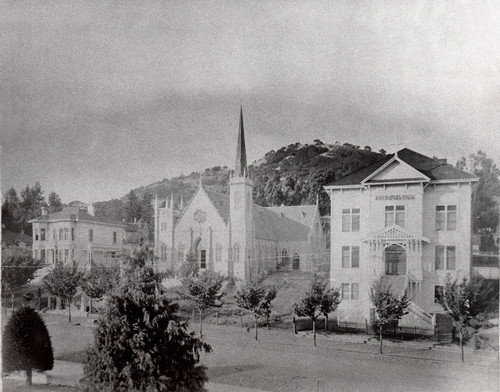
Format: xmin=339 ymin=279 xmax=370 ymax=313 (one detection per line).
xmin=1 ymin=0 xmax=499 ymax=203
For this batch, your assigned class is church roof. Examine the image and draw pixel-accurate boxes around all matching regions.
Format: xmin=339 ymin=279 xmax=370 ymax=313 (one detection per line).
xmin=205 ymin=190 xmax=230 ymax=224
xmin=253 ymin=205 xmax=311 ymax=242
xmin=204 ymin=189 xmax=311 ymax=242
xmin=265 ymin=205 xmax=317 ymax=228
xmin=327 ymin=148 xmax=477 ymax=186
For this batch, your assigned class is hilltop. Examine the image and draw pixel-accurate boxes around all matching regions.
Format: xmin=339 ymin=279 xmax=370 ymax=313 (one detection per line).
xmin=93 ymin=141 xmax=384 ymax=220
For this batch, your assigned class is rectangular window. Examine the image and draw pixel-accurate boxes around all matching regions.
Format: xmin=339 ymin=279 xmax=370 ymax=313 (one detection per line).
xmin=341 ymin=283 xmax=350 ymax=300
xmin=342 ymin=246 xmax=350 ymax=268
xmin=395 ymin=205 xmax=405 ymax=227
xmin=447 ymin=206 xmax=457 ymax=230
xmin=40 ymin=249 xmax=46 ymax=261
xmin=113 ymin=231 xmax=117 ymax=244
xmin=351 ymin=283 xmax=359 ymax=300
xmin=385 ymin=206 xmax=395 ymax=227
xmin=64 ymin=228 xmax=69 ymax=240
xmin=35 ymin=230 xmax=39 ymax=241
xmin=446 ymin=246 xmax=456 ymax=270
xmin=40 ymin=228 xmax=46 ymax=241
xmin=434 ymin=285 xmax=444 ymax=303
xmin=71 ymin=249 xmax=75 ymax=261
xmin=64 ymin=249 xmax=69 ymax=262
xmin=351 ymin=208 xmax=360 ymax=231
xmin=385 ymin=205 xmax=405 ymax=227
xmin=200 ymin=250 xmax=207 ymax=269
xmin=53 ymin=230 xmax=56 ymax=240
xmin=342 ymin=208 xmax=360 ymax=232
xmin=435 ymin=246 xmax=445 ymax=270
xmin=436 ymin=205 xmax=456 ymax=231
xmin=89 ymin=229 xmax=93 ymax=242
xmin=342 ymin=209 xmax=350 ymax=232
xmin=341 ymin=246 xmax=360 ymax=268
xmin=435 ymin=245 xmax=456 ymax=270
xmin=59 ymin=228 xmax=63 ymax=240
xmin=71 ymin=228 xmax=74 ymax=241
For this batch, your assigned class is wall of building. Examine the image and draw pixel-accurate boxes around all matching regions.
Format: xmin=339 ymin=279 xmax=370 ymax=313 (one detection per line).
xmin=328 ymin=181 xmax=474 ymax=323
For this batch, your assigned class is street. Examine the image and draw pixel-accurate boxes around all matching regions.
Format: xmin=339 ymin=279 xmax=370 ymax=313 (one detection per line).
xmin=200 ymin=324 xmax=499 ymax=392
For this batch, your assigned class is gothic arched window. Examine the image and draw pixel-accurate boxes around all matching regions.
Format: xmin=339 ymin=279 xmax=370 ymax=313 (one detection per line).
xmin=215 ymin=243 xmax=222 ymax=263
xmin=233 ymin=243 xmax=240 ymax=263
xmin=177 ymin=243 xmax=185 ymax=264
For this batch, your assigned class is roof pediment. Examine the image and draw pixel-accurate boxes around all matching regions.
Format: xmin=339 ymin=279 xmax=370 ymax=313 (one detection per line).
xmin=362 ymin=157 xmax=429 ymax=184
xmin=363 ymin=225 xmax=430 ymax=242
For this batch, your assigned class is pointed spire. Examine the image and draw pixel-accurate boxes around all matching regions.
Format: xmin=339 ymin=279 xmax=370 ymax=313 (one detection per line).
xmin=234 ymin=107 xmax=247 ymax=178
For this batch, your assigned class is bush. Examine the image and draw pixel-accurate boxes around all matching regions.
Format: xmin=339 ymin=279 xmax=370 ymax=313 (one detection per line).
xmin=82 ymin=266 xmax=210 ymax=392
xmin=2 ymin=307 xmax=54 ymax=385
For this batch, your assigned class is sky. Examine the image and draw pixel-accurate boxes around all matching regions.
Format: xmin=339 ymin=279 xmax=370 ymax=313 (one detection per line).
xmin=1 ymin=0 xmax=499 ymax=203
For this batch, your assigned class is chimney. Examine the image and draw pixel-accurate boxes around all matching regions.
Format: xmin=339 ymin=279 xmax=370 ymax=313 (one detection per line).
xmin=436 ymin=158 xmax=447 ymax=165
xmin=467 ymin=154 xmax=475 ymax=173
xmin=41 ymin=206 xmax=48 ymax=216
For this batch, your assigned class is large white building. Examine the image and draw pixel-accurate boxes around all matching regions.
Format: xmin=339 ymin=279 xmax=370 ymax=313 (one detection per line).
xmin=154 ymin=109 xmax=327 ymax=280
xmin=324 ymin=149 xmax=478 ymax=328
xmin=30 ymin=205 xmax=130 ymax=267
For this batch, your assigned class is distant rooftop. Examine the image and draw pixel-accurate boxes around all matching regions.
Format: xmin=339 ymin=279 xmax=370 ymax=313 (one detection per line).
xmin=30 ymin=206 xmax=126 ymax=226
xmin=327 ymin=148 xmax=478 ymax=186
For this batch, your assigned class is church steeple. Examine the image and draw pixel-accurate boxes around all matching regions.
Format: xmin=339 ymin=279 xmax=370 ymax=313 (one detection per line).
xmin=234 ymin=107 xmax=247 ymax=178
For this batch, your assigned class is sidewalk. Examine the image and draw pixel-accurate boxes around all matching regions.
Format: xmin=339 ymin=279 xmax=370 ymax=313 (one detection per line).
xmin=5 ymin=360 xmax=268 ymax=392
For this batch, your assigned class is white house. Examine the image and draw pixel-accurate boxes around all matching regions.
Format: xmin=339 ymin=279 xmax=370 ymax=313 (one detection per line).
xmin=324 ymin=149 xmax=478 ymax=329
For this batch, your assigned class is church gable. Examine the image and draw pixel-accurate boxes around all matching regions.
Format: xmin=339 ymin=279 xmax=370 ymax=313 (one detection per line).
xmin=175 ymin=187 xmax=228 ymax=231
xmin=364 ymin=158 xmax=428 ymax=183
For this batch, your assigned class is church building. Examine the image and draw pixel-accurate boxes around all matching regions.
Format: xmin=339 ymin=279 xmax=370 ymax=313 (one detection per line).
xmin=154 ymin=109 xmax=326 ymax=280
xmin=324 ymin=149 xmax=478 ymax=329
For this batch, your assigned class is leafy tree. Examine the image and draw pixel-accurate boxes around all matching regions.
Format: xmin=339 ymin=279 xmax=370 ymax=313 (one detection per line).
xmin=2 ymin=187 xmax=21 ymax=231
xmin=320 ymin=285 xmax=342 ymax=330
xmin=1 ymin=255 xmax=44 ymax=311
xmin=18 ymin=182 xmax=46 ymax=235
xmin=43 ymin=263 xmax=83 ymax=322
xmin=2 ymin=307 xmax=54 ymax=385
xmin=237 ymin=273 xmax=278 ymax=341
xmin=293 ymin=274 xmax=341 ymax=347
xmin=437 ymin=274 xmax=493 ymax=362
xmin=178 ymin=251 xmax=199 ymax=278
xmin=82 ymin=265 xmax=210 ymax=392
xmin=179 ymin=270 xmax=224 ymax=337
xmin=140 ymin=191 xmax=154 ymax=226
xmin=369 ymin=278 xmax=410 ymax=354
xmin=48 ymin=191 xmax=63 ymax=212
xmin=470 ymin=151 xmax=500 ymax=233
xmin=80 ymin=264 xmax=119 ymax=315
xmin=124 ymin=189 xmax=141 ymax=223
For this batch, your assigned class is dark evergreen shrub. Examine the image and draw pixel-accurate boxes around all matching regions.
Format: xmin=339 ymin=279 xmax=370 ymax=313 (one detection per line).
xmin=2 ymin=307 xmax=54 ymax=385
xmin=82 ymin=266 xmax=211 ymax=392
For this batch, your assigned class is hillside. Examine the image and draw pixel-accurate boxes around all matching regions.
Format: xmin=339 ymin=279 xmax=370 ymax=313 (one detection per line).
xmin=94 ymin=141 xmax=384 ymax=220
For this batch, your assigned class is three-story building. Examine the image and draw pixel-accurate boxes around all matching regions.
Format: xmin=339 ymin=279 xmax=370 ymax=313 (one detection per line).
xmin=324 ymin=148 xmax=478 ymax=328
